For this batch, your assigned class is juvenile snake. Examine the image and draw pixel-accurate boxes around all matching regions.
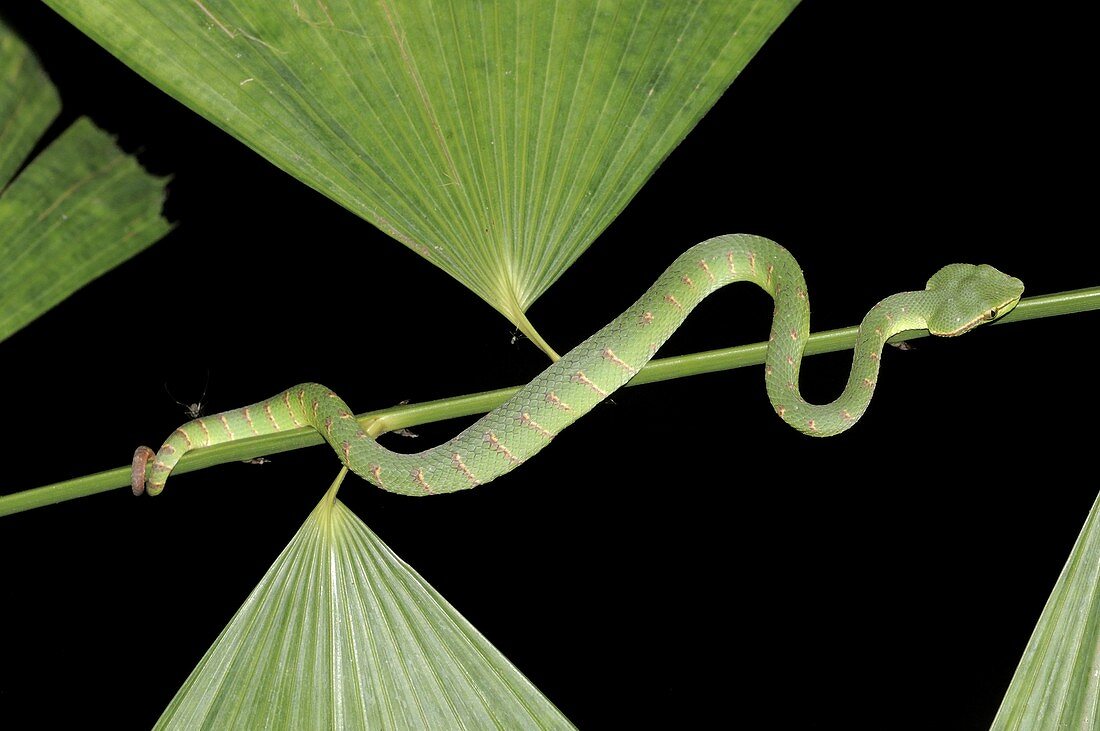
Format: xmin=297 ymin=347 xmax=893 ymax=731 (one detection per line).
xmin=133 ymin=234 xmax=1024 ymax=496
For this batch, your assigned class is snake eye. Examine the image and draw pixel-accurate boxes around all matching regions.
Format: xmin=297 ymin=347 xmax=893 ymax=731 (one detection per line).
xmin=986 ymin=308 xmax=997 ymax=320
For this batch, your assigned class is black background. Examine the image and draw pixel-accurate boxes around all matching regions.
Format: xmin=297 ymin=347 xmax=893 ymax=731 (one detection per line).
xmin=1 ymin=2 xmax=1097 ymax=728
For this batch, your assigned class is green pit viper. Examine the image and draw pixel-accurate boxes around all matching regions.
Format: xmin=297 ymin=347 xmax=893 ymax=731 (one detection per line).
xmin=132 ymin=234 xmax=1024 ymax=496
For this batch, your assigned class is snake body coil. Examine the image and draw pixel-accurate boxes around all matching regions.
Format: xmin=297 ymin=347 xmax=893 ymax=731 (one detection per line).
xmin=134 ymin=234 xmax=1023 ymax=496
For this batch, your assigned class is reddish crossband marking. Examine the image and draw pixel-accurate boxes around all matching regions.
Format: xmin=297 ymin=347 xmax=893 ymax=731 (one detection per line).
xmin=338 ymin=410 xmax=354 ymax=420
xmin=546 ymin=392 xmax=573 ymax=411
xmin=520 ymin=412 xmax=554 ymax=440
xmin=789 ymin=328 xmax=799 ymax=341
xmin=874 ymin=327 xmax=883 ymax=337
xmin=601 ymin=348 xmax=636 ymax=374
xmin=160 ymin=443 xmax=176 ymax=455
xmin=863 ymin=378 xmax=875 ymax=388
xmin=323 ymin=417 xmax=333 ymax=437
xmin=572 ymin=371 xmax=608 ymax=397
xmin=173 ymin=428 xmax=192 ymax=449
xmin=747 ymin=251 xmax=756 ymax=275
xmin=242 ymin=407 xmax=258 ymax=435
xmin=765 ymin=365 xmax=773 ymax=377
xmin=219 ymin=414 xmax=235 ymax=439
xmin=870 ymin=352 xmax=879 ymax=362
xmin=807 ymin=419 xmax=817 ymax=432
xmin=411 ymin=467 xmax=432 ymax=493
xmin=776 ymin=405 xmax=787 ymax=417
xmin=341 ymin=441 xmax=351 ymax=463
xmin=639 ymin=311 xmax=654 ymax=325
xmin=726 ymin=250 xmax=736 ymax=274
xmin=196 ymin=418 xmax=211 ymax=446
xmin=664 ymin=293 xmax=682 ymax=309
xmin=796 ymin=287 xmax=805 ymax=300
xmin=786 ymin=355 xmax=795 ymax=366
xmin=699 ymin=259 xmax=715 ymax=282
xmin=297 ymin=388 xmax=306 ymax=411
xmin=841 ymin=410 xmax=853 ymax=420
xmin=264 ymin=402 xmax=282 ymax=430
xmin=484 ymin=431 xmax=520 ymax=464
xmin=283 ymin=391 xmax=302 ymax=427
xmin=312 ymin=399 xmax=320 ymax=418
xmin=369 ymin=464 xmax=385 ymax=488
xmin=766 ymin=264 xmax=774 ymax=288
xmin=452 ymin=453 xmax=480 ymax=485
xmin=155 ymin=459 xmax=172 ymax=472
xmin=681 ymin=275 xmax=695 ymax=288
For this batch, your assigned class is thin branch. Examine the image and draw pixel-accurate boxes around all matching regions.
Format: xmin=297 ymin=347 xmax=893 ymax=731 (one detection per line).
xmin=2 ymin=286 xmax=1096 ymax=517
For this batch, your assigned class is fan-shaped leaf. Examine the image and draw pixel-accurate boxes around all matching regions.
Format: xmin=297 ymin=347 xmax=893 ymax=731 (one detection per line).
xmin=43 ymin=0 xmax=798 ymax=355
xmin=992 ymin=491 xmax=1100 ymax=729
xmin=158 ymin=471 xmax=574 ymax=729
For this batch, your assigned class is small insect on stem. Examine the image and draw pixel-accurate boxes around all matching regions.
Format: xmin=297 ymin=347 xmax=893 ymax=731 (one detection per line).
xmin=391 ymin=400 xmax=418 ymax=438
xmin=165 ymin=370 xmax=211 ymax=418
xmin=241 ymin=457 xmax=272 ymax=465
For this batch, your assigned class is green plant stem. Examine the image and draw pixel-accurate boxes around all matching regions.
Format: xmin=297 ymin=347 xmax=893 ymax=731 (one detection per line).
xmin=2 ymin=286 xmax=1096 ymax=517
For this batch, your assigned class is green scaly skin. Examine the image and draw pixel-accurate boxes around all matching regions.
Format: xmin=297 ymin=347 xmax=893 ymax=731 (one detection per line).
xmin=133 ymin=234 xmax=1024 ymax=497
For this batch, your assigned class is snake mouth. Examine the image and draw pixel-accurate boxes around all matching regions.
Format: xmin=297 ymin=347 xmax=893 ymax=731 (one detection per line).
xmin=943 ymin=320 xmax=986 ymax=337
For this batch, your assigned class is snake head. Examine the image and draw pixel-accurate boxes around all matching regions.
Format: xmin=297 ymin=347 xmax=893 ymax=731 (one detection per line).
xmin=925 ymin=263 xmax=1025 ymax=336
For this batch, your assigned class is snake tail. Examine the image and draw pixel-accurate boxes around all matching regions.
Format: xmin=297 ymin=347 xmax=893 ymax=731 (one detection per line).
xmin=135 ymin=234 xmax=1023 ymax=497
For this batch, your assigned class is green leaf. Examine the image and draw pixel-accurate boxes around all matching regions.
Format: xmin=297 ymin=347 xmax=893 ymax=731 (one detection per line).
xmin=1 ymin=13 xmax=171 ymax=343
xmin=42 ymin=0 xmax=798 ymax=355
xmin=991 ymin=491 xmax=1100 ymax=729
xmin=157 ymin=469 xmax=575 ymax=729
xmin=0 ymin=17 xmax=61 ymax=190
xmin=0 ymin=115 xmax=172 ymax=343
